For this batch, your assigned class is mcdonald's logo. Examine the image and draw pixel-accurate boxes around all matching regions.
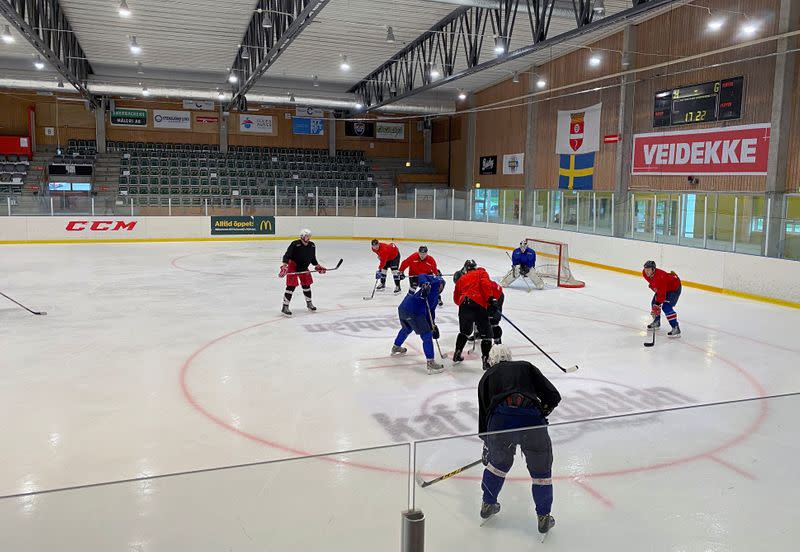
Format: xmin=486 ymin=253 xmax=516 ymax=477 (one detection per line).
xmin=254 ymin=216 xmax=275 ymax=235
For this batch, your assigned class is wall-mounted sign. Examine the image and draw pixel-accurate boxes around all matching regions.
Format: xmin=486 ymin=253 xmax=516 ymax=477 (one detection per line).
xmin=183 ymin=99 xmax=215 ymax=111
xmin=293 ymin=118 xmax=324 ymax=135
xmin=345 ymin=121 xmax=375 ymax=138
xmin=110 ymin=108 xmax=147 ymax=127
xmin=153 ymin=110 xmax=191 ymax=129
xmin=239 ymin=114 xmax=274 ymax=134
xmin=376 ymin=122 xmax=404 ymax=140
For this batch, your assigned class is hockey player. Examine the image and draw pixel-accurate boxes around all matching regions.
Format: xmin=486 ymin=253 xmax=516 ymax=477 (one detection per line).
xmin=468 ymin=279 xmax=504 ymax=345
xmin=279 ymin=229 xmax=327 ymax=316
xmin=643 ymin=260 xmax=682 ymax=337
xmin=452 ymin=259 xmax=496 ymax=370
xmin=478 ymin=344 xmax=561 ymax=534
xmin=391 ymin=273 xmax=445 ymax=374
xmin=399 ymin=246 xmax=439 ymax=289
xmin=500 ymin=240 xmax=543 ymax=289
xmin=371 ymin=239 xmax=403 ymax=293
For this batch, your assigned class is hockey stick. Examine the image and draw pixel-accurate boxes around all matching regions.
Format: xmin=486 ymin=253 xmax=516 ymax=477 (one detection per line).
xmin=644 ymin=317 xmax=656 ymax=347
xmin=417 ymin=459 xmax=482 ymax=488
xmin=0 ymin=291 xmax=47 ymax=316
xmin=283 ymin=258 xmax=343 ymax=276
xmin=425 ymin=300 xmax=446 ymax=360
xmin=500 ymin=313 xmax=578 ymax=373
xmin=363 ymin=280 xmax=378 ymax=301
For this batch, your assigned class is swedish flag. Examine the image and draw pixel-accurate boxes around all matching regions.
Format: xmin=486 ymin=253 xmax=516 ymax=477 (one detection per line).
xmin=558 ymin=153 xmax=595 ymax=190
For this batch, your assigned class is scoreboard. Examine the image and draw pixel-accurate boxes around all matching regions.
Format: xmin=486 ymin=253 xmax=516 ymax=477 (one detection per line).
xmin=653 ymin=76 xmax=744 ymax=128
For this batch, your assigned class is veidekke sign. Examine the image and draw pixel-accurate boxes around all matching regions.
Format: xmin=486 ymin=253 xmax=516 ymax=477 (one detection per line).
xmin=631 ymin=123 xmax=770 ymax=176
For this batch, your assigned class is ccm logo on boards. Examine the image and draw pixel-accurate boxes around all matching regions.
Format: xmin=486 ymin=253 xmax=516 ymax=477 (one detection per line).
xmin=66 ymin=220 xmax=138 ymax=231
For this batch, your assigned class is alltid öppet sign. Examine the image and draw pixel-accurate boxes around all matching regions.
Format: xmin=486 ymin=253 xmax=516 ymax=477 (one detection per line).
xmin=632 ymin=123 xmax=770 ymax=176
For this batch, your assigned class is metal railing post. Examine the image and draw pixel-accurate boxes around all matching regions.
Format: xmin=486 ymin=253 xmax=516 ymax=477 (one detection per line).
xmin=593 ymin=192 xmax=597 ymax=233
xmin=576 ymin=192 xmax=580 ymax=230
xmin=7 ymin=196 xmax=11 ymax=216
xmin=677 ymin=194 xmax=683 ymax=245
xmin=652 ymin=193 xmax=657 ymax=242
xmin=630 ymin=194 xmax=635 ymax=236
xmin=336 ymin=187 xmax=339 ymax=216
xmin=91 ymin=197 xmax=95 ymax=216
xmin=703 ymin=195 xmax=708 ymax=249
xmin=274 ymin=185 xmax=278 ymax=216
xmin=375 ymin=188 xmax=378 ymax=217
xmin=545 ymin=191 xmax=550 ymax=228
xmin=764 ymin=196 xmax=771 ymax=256
xmin=560 ymin=193 xmax=564 ymax=229
xmin=295 ymin=186 xmax=298 ymax=217
xmin=451 ymin=188 xmax=455 ymax=220
xmin=732 ymin=196 xmax=739 ymax=252
xmin=433 ymin=188 xmax=437 ymax=220
xmin=168 ymin=197 xmax=172 ymax=216
xmin=51 ymin=196 xmax=55 ymax=216
xmin=204 ymin=198 xmax=208 ymax=216
xmin=395 ymin=187 xmax=398 ymax=218
xmin=240 ymin=198 xmax=244 ymax=216
xmin=414 ymin=188 xmax=417 ymax=219
xmin=316 ymin=186 xmax=319 ymax=216
xmin=518 ymin=190 xmax=522 ymax=225
xmin=356 ymin=187 xmax=359 ymax=217
xmin=611 ymin=192 xmax=615 ymax=234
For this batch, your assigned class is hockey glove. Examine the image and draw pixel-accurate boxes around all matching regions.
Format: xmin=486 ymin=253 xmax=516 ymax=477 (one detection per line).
xmin=651 ymin=303 xmax=662 ymax=318
xmin=398 ymin=272 xmax=406 ymax=281
xmin=316 ymin=265 xmax=327 ymax=274
xmin=279 ymin=264 xmax=289 ymax=278
xmin=420 ymin=283 xmax=431 ymax=298
xmin=540 ymin=403 xmax=554 ymax=417
xmin=519 ymin=265 xmax=530 ymax=276
xmin=481 ymin=444 xmax=490 ymax=466
xmin=431 ymin=324 xmax=440 ymax=340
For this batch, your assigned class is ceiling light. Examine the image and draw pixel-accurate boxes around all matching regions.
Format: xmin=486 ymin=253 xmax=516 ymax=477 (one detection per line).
xmin=457 ymin=90 xmax=467 ymax=100
xmin=136 ymin=61 xmax=144 ymax=74
xmin=741 ymin=22 xmax=758 ymax=36
xmin=429 ymin=63 xmax=441 ymax=79
xmin=228 ymin=73 xmax=238 ymax=84
xmin=593 ymin=0 xmax=605 ymax=16
xmin=218 ymin=91 xmax=225 ymax=100
xmin=707 ymin=18 xmax=724 ymax=31
xmin=141 ymin=86 xmax=149 ymax=96
xmin=289 ymin=92 xmax=296 ymax=103
xmin=312 ymin=74 xmax=319 ymax=87
xmin=118 ymin=0 xmax=131 ymax=17
xmin=512 ymin=71 xmax=519 ymax=83
xmin=262 ymin=13 xmax=272 ymax=28
xmin=33 ymin=55 xmax=45 ymax=70
xmin=536 ymin=78 xmax=546 ymax=89
xmin=2 ymin=25 xmax=14 ymax=44
xmin=589 ymin=53 xmax=601 ymax=67
xmin=57 ymin=78 xmax=64 ymax=88
xmin=241 ymin=47 xmax=250 ymax=60
xmin=129 ymin=36 xmax=141 ymax=55
xmin=405 ymin=161 xmax=411 ymax=168
xmin=494 ymin=36 xmax=506 ymax=55
xmin=355 ymin=102 xmax=363 ymax=109
xmin=340 ymin=55 xmax=351 ymax=71
xmin=386 ymin=26 xmax=396 ymax=44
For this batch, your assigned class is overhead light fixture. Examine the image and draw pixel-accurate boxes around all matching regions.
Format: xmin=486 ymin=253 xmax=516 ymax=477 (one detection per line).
xmin=141 ymin=86 xmax=149 ymax=96
xmin=457 ymin=89 xmax=467 ymax=100
xmin=589 ymin=52 xmax=601 ymax=67
xmin=228 ymin=73 xmax=238 ymax=84
xmin=429 ymin=63 xmax=441 ymax=79
xmin=536 ymin=78 xmax=546 ymax=89
xmin=386 ymin=26 xmax=396 ymax=44
xmin=129 ymin=36 xmax=141 ymax=55
xmin=405 ymin=161 xmax=411 ymax=168
xmin=707 ymin=18 xmax=724 ymax=31
xmin=262 ymin=12 xmax=273 ymax=28
xmin=312 ymin=74 xmax=319 ymax=87
xmin=593 ymin=0 xmax=605 ymax=16
xmin=241 ymin=46 xmax=250 ymax=60
xmin=494 ymin=36 xmax=506 ymax=55
xmin=218 ymin=90 xmax=225 ymax=100
xmin=741 ymin=21 xmax=758 ymax=36
xmin=355 ymin=102 xmax=363 ymax=109
xmin=340 ymin=54 xmax=351 ymax=71
xmin=136 ymin=61 xmax=144 ymax=74
xmin=2 ymin=25 xmax=14 ymax=44
xmin=118 ymin=0 xmax=131 ymax=17
xmin=289 ymin=92 xmax=296 ymax=103
xmin=512 ymin=71 xmax=519 ymax=83
xmin=389 ymin=82 xmax=397 ymax=94
xmin=57 ymin=78 xmax=64 ymax=88
xmin=33 ymin=55 xmax=45 ymax=70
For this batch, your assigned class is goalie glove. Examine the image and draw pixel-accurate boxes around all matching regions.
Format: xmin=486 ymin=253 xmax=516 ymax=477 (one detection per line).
xmin=651 ymin=303 xmax=662 ymax=318
xmin=279 ymin=264 xmax=289 ymax=278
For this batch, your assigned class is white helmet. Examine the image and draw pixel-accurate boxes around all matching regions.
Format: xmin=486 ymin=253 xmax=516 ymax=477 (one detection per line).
xmin=300 ymin=228 xmax=312 ymax=239
xmin=519 ymin=239 xmax=528 ymax=251
xmin=488 ymin=344 xmax=513 ymax=367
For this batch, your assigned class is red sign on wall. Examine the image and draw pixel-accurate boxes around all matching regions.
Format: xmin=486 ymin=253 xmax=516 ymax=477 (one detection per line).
xmin=631 ymin=123 xmax=770 ymax=176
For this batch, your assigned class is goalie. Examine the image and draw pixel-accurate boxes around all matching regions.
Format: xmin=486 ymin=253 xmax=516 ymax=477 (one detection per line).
xmin=500 ymin=240 xmax=544 ymax=289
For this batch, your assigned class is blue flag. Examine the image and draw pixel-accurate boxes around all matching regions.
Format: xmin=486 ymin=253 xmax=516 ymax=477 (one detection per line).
xmin=558 ymin=153 xmax=595 ymax=190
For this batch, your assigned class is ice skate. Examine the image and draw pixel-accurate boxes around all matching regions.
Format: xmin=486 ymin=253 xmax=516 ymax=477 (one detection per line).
xmin=391 ymin=345 xmax=407 ymax=355
xmin=452 ymin=351 xmax=464 ymax=363
xmin=480 ymin=502 xmax=500 ymax=525
xmin=281 ymin=304 xmax=292 ymax=316
xmin=482 ymin=356 xmax=491 ymax=371
xmin=668 ymin=325 xmax=681 ymax=338
xmin=538 ymin=513 xmax=555 ymax=534
xmin=306 ymin=301 xmax=317 ymax=312
xmin=376 ymin=283 xmax=386 ymax=291
xmin=394 ymin=284 xmax=402 ymax=294
xmin=426 ymin=359 xmax=444 ymax=374
xmin=493 ymin=338 xmax=502 ymax=345
xmin=647 ymin=317 xmax=661 ymax=330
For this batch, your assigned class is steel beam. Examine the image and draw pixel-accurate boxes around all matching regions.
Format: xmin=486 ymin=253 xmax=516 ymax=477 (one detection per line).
xmin=228 ymin=0 xmax=330 ymax=110
xmin=351 ymin=0 xmax=676 ymax=112
xmin=0 ymin=0 xmax=95 ymax=105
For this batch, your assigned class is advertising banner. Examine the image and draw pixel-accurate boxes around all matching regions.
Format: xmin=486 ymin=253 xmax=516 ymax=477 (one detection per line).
xmin=210 ymin=216 xmax=275 ymax=235
xmin=502 ymin=153 xmax=524 ymax=175
xmin=293 ymin=118 xmax=325 ymax=135
xmin=479 ymin=155 xmax=497 ymax=175
xmin=345 ymin=121 xmax=375 ymax=138
xmin=153 ymin=110 xmax=191 ymax=129
xmin=631 ymin=123 xmax=770 ymax=176
xmin=183 ymin=99 xmax=215 ymax=110
xmin=296 ymin=106 xmax=325 ymax=117
xmin=239 ymin=114 xmax=275 ymax=134
xmin=110 ymin=108 xmax=147 ymax=127
xmin=376 ymin=122 xmax=404 ymax=140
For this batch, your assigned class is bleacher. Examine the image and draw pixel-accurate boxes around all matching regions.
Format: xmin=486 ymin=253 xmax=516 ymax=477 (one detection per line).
xmin=110 ymin=141 xmax=376 ymax=208
xmin=0 ymin=154 xmax=30 ymax=194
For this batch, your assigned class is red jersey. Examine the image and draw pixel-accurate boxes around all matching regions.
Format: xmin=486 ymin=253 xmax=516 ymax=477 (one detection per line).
xmin=643 ymin=268 xmax=681 ymax=303
xmin=399 ymin=252 xmax=438 ymax=276
xmin=453 ymin=268 xmax=495 ymax=308
xmin=373 ymin=242 xmax=399 ymax=267
xmin=488 ymin=280 xmax=504 ymax=300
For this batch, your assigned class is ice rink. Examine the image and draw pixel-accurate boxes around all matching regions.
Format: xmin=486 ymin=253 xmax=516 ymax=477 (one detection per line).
xmin=1 ymin=238 xmax=799 ymax=550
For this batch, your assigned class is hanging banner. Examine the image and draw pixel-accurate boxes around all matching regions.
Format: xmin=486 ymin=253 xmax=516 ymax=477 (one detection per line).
xmin=153 ymin=110 xmax=191 ymax=129
xmin=183 ymin=100 xmax=215 ymax=111
xmin=239 ymin=114 xmax=274 ymax=134
xmin=556 ymin=102 xmax=602 ymax=154
xmin=195 ymin=114 xmax=219 ymax=124
xmin=376 ymin=122 xmax=405 ymax=140
xmin=479 ymin=155 xmax=497 ymax=175
xmin=631 ymin=123 xmax=770 ymax=176
xmin=292 ymin=118 xmax=325 ymax=135
xmin=110 ymin=108 xmax=147 ymax=127
xmin=502 ymin=153 xmax=524 ymax=175
xmin=345 ymin=121 xmax=375 ymax=137
xmin=296 ymin=106 xmax=325 ymax=118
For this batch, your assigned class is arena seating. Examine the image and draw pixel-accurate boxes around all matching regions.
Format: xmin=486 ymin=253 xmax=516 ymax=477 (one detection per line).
xmin=0 ymin=154 xmax=29 ymax=194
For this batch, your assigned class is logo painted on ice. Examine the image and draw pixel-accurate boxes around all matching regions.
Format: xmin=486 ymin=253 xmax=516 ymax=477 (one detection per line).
xmin=303 ymin=314 xmax=458 ymax=339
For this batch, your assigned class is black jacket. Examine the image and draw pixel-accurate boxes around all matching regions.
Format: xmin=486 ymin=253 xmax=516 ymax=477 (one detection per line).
xmin=282 ymin=239 xmax=318 ymax=271
xmin=477 ymin=360 xmax=561 ymax=434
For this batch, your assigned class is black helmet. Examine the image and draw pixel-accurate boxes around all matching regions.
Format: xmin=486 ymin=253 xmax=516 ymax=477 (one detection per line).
xmin=419 ymin=246 xmax=428 ymax=254
xmin=371 ymin=239 xmax=379 ymax=247
xmin=464 ymin=259 xmax=477 ymax=271
xmin=644 ymin=260 xmax=656 ymax=270
xmin=453 ymin=269 xmax=463 ymax=283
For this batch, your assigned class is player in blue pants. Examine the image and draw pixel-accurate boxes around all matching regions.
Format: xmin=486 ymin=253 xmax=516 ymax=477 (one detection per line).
xmin=391 ymin=273 xmax=445 ymax=374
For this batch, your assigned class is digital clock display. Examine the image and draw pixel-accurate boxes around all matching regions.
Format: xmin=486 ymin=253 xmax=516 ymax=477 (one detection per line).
xmin=653 ymin=76 xmax=744 ymax=128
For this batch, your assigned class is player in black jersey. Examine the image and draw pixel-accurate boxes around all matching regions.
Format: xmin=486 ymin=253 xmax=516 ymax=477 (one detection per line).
xmin=279 ymin=229 xmax=327 ymax=316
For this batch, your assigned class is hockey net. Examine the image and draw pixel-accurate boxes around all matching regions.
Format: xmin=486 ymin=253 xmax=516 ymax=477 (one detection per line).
xmin=524 ymin=238 xmax=585 ymax=288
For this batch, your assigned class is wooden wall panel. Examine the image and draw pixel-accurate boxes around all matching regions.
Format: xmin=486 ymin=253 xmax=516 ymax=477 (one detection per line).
xmin=0 ymin=93 xmax=32 ymax=135
xmin=787 ymin=50 xmax=800 ymax=192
